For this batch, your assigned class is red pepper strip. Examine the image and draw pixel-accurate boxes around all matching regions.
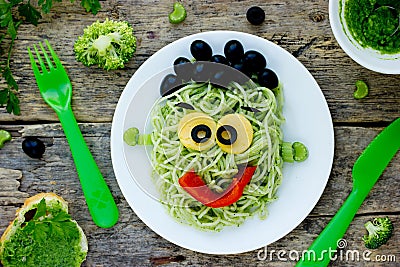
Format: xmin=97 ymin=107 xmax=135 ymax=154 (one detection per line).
xmin=178 ymin=166 xmax=257 ymax=208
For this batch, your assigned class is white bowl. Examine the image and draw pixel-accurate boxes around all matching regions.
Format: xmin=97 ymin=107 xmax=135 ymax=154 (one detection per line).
xmin=329 ymin=0 xmax=400 ymax=74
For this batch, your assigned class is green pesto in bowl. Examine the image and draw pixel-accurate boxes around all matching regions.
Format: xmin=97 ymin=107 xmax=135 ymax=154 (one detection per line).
xmin=343 ymin=0 xmax=400 ymax=54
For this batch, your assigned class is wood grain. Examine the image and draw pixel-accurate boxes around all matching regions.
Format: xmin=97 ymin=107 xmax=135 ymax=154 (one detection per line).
xmin=1 ymin=0 xmax=399 ymax=266
xmin=0 ymin=123 xmax=399 ymax=266
xmin=1 ymin=0 xmax=400 ymax=123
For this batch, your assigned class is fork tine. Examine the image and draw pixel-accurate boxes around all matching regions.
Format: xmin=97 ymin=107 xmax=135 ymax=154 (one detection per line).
xmin=39 ymin=42 xmax=54 ymax=70
xmin=33 ymin=44 xmax=47 ymax=73
xmin=45 ymin=39 xmax=62 ymax=68
xmin=27 ymin=47 xmax=40 ymax=75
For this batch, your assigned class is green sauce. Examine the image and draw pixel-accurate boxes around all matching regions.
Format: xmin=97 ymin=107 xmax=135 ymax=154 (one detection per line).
xmin=344 ymin=0 xmax=400 ymax=54
xmin=0 ymin=201 xmax=86 ymax=267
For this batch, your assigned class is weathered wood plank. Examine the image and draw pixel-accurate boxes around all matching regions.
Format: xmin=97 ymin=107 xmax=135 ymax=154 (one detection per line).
xmin=1 ymin=0 xmax=399 ymax=123
xmin=0 ymin=168 xmax=29 ymax=205
xmin=1 ymin=0 xmax=400 ymax=266
xmin=0 ymin=123 xmax=399 ymax=266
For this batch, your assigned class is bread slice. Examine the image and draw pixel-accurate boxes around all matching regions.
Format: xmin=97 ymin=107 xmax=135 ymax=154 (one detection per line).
xmin=0 ymin=193 xmax=88 ymax=267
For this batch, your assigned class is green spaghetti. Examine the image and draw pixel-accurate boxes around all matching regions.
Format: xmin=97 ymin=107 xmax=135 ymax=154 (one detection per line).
xmin=150 ymin=81 xmax=285 ymax=231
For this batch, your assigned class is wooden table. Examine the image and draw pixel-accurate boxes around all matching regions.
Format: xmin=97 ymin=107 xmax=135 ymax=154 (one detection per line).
xmin=1 ymin=1 xmax=399 ymax=266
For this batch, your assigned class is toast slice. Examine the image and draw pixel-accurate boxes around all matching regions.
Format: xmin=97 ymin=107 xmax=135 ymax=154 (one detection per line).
xmin=0 ymin=193 xmax=88 ymax=267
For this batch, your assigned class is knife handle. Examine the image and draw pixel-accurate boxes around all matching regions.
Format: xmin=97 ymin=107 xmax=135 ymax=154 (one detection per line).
xmin=295 ymin=189 xmax=367 ymax=267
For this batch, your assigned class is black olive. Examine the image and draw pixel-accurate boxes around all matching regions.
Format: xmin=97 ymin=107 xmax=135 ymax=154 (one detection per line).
xmin=191 ymin=62 xmax=213 ymax=82
xmin=160 ymin=74 xmax=181 ymax=96
xmin=22 ymin=137 xmax=45 ymax=159
xmin=216 ymin=125 xmax=237 ymax=145
xmin=242 ymin=50 xmax=267 ymax=73
xmin=210 ymin=69 xmax=227 ymax=83
xmin=191 ymin=124 xmax=212 ymax=143
xmin=190 ymin=40 xmax=213 ymax=61
xmin=173 ymin=57 xmax=190 ymax=66
xmin=224 ymin=40 xmax=245 ymax=63
xmin=257 ymin=68 xmax=279 ymax=89
xmin=210 ymin=54 xmax=229 ymax=65
xmin=231 ymin=61 xmax=252 ymax=78
xmin=246 ymin=6 xmax=265 ymax=25
xmin=173 ymin=57 xmax=191 ymax=76
xmin=173 ymin=58 xmax=194 ymax=82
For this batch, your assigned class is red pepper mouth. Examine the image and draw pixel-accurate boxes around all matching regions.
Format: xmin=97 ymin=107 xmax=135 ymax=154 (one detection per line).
xmin=178 ymin=165 xmax=257 ymax=208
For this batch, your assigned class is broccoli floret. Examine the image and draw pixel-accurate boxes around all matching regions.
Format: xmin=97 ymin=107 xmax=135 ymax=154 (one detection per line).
xmin=362 ymin=217 xmax=393 ymax=249
xmin=74 ymin=19 xmax=136 ymax=70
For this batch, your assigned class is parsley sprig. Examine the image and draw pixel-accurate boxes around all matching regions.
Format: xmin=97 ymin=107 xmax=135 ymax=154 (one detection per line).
xmin=0 ymin=0 xmax=101 ymax=115
xmin=23 ymin=198 xmax=78 ymax=242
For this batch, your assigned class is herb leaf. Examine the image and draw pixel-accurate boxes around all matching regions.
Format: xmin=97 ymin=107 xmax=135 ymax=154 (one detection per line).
xmin=0 ymin=89 xmax=7 ymax=104
xmin=33 ymin=222 xmax=49 ymax=241
xmin=7 ymin=19 xmax=17 ymax=38
xmin=6 ymin=91 xmax=20 ymax=114
xmin=1 ymin=0 xmax=101 ymax=115
xmin=2 ymin=66 xmax=18 ymax=90
xmin=79 ymin=0 xmax=101 ymax=15
xmin=33 ymin=198 xmax=47 ymax=219
xmin=52 ymin=211 xmax=72 ymax=222
xmin=18 ymin=3 xmax=42 ymax=26
xmin=0 ymin=2 xmax=13 ymax=27
xmin=37 ymin=0 xmax=62 ymax=14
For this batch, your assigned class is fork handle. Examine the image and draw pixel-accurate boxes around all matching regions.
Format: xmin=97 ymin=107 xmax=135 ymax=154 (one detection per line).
xmin=57 ymin=106 xmax=119 ymax=228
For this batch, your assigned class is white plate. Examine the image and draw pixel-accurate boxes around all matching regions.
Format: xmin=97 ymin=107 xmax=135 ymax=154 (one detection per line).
xmin=111 ymin=31 xmax=334 ymax=254
xmin=329 ymin=0 xmax=400 ymax=74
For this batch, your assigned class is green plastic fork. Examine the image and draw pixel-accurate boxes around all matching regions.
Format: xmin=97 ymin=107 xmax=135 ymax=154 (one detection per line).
xmin=28 ymin=40 xmax=119 ymax=228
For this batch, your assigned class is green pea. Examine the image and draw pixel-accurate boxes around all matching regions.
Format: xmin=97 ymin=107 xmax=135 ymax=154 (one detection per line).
xmin=123 ymin=127 xmax=139 ymax=146
xmin=354 ymin=80 xmax=369 ymax=99
xmin=169 ymin=2 xmax=187 ymax=24
xmin=293 ymin=142 xmax=308 ymax=162
xmin=0 ymin=130 xmax=12 ymax=149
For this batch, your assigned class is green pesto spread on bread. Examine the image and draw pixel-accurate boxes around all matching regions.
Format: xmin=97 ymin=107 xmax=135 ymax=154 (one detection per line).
xmin=0 ymin=193 xmax=88 ymax=267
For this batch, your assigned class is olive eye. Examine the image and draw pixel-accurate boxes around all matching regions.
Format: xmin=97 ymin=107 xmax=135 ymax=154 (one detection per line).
xmin=178 ymin=112 xmax=217 ymax=151
xmin=191 ymin=124 xmax=212 ymax=143
xmin=216 ymin=114 xmax=253 ymax=154
xmin=216 ymin=125 xmax=237 ymax=145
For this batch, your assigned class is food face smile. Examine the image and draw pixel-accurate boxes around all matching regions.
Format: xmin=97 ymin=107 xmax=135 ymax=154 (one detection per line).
xmin=150 ymin=78 xmax=284 ymax=231
xmin=176 ymin=108 xmax=257 ymax=207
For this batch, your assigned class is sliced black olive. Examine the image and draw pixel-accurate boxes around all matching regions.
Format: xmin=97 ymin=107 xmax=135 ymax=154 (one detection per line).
xmin=246 ymin=6 xmax=266 ymax=25
xmin=210 ymin=54 xmax=229 ymax=65
xmin=241 ymin=106 xmax=261 ymax=113
xmin=160 ymin=74 xmax=181 ymax=96
xmin=175 ymin=102 xmax=195 ymax=110
xmin=22 ymin=137 xmax=45 ymax=159
xmin=191 ymin=124 xmax=212 ymax=143
xmin=242 ymin=50 xmax=267 ymax=73
xmin=224 ymin=40 xmax=245 ymax=63
xmin=216 ymin=125 xmax=237 ymax=145
xmin=257 ymin=68 xmax=279 ymax=89
xmin=190 ymin=40 xmax=213 ymax=61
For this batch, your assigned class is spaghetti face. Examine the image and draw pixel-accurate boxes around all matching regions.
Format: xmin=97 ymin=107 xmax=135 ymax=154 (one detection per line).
xmin=149 ymin=81 xmax=284 ymax=231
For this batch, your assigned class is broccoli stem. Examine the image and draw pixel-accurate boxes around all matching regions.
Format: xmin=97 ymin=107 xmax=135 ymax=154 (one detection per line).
xmin=365 ymin=221 xmax=379 ymax=236
xmin=92 ymin=32 xmax=122 ymax=56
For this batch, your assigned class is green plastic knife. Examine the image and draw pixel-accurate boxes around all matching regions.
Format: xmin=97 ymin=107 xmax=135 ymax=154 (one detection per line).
xmin=296 ymin=117 xmax=400 ymax=266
